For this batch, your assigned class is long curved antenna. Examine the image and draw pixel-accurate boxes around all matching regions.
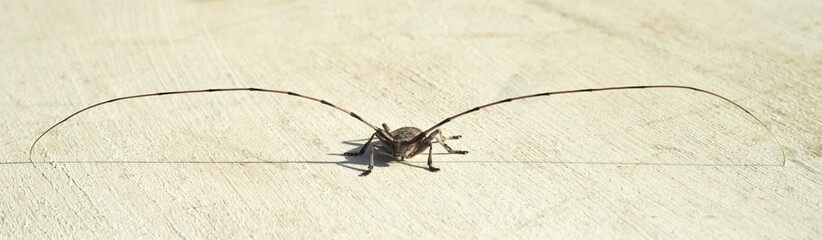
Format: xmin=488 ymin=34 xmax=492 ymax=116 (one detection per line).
xmin=29 ymin=88 xmax=381 ymax=161
xmin=417 ymin=85 xmax=786 ymax=165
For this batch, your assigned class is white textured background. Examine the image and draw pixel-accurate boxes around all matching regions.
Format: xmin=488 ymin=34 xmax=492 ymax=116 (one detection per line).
xmin=2 ymin=0 xmax=820 ymax=238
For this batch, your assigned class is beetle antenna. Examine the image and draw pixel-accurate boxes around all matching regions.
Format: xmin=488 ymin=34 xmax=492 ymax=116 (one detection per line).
xmin=29 ymin=88 xmax=380 ymax=161
xmin=417 ymin=85 xmax=786 ymax=165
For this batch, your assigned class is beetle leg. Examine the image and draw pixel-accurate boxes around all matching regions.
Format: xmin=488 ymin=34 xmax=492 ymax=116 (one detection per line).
xmin=344 ymin=132 xmax=376 ymax=156
xmin=361 ymin=145 xmax=391 ymax=176
xmin=437 ymin=131 xmax=462 ymax=142
xmin=432 ymin=129 xmax=468 ymax=154
xmin=427 ymin=144 xmax=440 ymax=172
xmin=407 ymin=140 xmax=431 ymax=158
xmin=361 ymin=145 xmax=377 ymax=176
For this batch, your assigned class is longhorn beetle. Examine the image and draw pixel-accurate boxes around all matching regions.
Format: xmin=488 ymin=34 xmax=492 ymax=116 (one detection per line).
xmin=30 ymin=85 xmax=785 ymax=176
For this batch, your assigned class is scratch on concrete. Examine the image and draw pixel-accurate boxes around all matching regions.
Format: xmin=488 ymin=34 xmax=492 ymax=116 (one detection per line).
xmin=59 ymin=166 xmax=100 ymax=212
xmin=144 ymin=191 xmax=186 ymax=239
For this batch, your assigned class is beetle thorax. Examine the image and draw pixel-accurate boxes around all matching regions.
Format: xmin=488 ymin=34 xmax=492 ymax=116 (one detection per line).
xmin=388 ymin=126 xmax=424 ymax=160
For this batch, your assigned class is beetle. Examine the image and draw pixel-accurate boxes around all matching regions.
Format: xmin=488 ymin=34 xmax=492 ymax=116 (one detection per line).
xmin=29 ymin=85 xmax=785 ymax=176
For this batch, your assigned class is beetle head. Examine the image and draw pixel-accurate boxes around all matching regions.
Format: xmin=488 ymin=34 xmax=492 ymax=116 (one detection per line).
xmin=391 ymin=142 xmax=412 ymax=161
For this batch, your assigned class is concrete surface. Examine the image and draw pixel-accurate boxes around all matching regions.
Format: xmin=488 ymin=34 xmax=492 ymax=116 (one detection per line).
xmin=2 ymin=0 xmax=820 ymax=238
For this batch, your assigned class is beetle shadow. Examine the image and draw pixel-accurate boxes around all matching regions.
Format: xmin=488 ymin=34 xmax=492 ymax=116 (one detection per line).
xmin=326 ymin=138 xmax=396 ymax=173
